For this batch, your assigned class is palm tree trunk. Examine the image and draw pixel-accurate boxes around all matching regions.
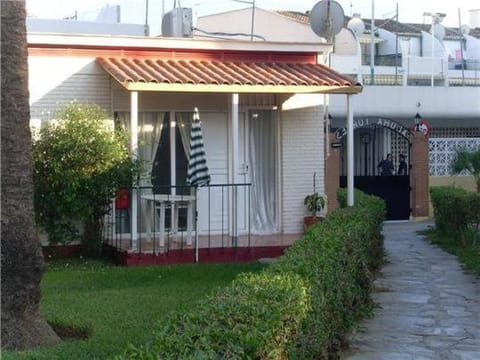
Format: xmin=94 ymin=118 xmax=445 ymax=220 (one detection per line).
xmin=1 ymin=0 xmax=61 ymax=350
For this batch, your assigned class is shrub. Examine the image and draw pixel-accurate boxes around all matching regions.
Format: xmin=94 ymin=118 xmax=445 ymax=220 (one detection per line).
xmin=450 ymin=148 xmax=480 ymax=192
xmin=117 ymin=190 xmax=385 ymax=360
xmin=118 ymin=272 xmax=310 ymax=360
xmin=430 ymin=186 xmax=480 ymax=246
xmin=33 ymin=103 xmax=139 ymax=254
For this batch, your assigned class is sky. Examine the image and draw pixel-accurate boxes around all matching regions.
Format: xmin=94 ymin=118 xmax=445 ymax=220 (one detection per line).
xmin=27 ymin=0 xmax=479 ymax=29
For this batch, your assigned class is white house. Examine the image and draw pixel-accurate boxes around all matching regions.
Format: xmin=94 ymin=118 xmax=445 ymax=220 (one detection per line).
xmin=27 ymin=32 xmax=361 ymax=261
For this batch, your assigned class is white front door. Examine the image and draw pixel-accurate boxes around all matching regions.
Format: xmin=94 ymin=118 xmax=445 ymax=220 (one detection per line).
xmin=197 ymin=112 xmax=248 ymax=234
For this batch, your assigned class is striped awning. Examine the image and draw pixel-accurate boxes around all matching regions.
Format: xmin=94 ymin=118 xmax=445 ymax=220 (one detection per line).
xmin=186 ymin=108 xmax=210 ymax=188
xmin=96 ymin=56 xmax=362 ymax=94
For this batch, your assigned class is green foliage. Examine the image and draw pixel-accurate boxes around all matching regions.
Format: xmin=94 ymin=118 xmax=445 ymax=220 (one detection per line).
xmin=32 ymin=103 xmax=138 ymax=253
xmin=118 ymin=191 xmax=386 ymax=360
xmin=337 ymin=188 xmax=375 ymax=209
xmin=119 ymin=272 xmax=309 ymax=360
xmin=304 ymin=192 xmax=326 ymax=216
xmin=276 ymin=191 xmax=385 ymax=359
xmin=430 ymin=186 xmax=480 ymax=247
xmin=421 ymin=227 xmax=480 ymax=276
xmin=450 ymin=148 xmax=480 ymax=192
xmin=2 ymin=261 xmax=265 ymax=360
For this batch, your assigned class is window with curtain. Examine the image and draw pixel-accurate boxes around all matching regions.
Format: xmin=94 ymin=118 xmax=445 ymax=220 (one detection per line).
xmin=248 ymin=110 xmax=278 ymax=233
xmin=115 ymin=111 xmax=193 ymax=194
xmin=150 ymin=112 xmax=192 ymax=195
xmin=115 ymin=111 xmax=194 ymax=230
xmin=115 ymin=111 xmax=165 ymax=187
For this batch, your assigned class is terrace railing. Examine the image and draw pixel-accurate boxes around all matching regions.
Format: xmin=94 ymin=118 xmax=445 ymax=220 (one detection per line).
xmin=103 ymin=183 xmax=253 ymax=258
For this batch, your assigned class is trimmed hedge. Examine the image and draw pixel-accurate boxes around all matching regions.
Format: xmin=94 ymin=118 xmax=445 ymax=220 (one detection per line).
xmin=117 ymin=190 xmax=385 ymax=360
xmin=430 ymin=186 xmax=480 ymax=245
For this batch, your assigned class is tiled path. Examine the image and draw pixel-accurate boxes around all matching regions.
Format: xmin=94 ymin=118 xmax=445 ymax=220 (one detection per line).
xmin=341 ymin=221 xmax=480 ymax=360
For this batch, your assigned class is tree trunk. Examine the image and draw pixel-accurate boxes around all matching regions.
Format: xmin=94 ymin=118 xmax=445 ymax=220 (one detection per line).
xmin=1 ymin=0 xmax=61 ymax=350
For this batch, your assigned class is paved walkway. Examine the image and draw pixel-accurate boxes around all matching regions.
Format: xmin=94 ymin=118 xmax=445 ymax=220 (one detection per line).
xmin=341 ymin=221 xmax=480 ymax=360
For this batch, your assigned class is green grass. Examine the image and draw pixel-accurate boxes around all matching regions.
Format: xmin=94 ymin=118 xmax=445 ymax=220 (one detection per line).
xmin=421 ymin=227 xmax=480 ymax=276
xmin=3 ymin=258 xmax=266 ymax=360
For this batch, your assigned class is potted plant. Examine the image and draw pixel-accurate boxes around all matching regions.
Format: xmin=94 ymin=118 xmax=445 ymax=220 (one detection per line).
xmin=303 ymin=192 xmax=326 ymax=231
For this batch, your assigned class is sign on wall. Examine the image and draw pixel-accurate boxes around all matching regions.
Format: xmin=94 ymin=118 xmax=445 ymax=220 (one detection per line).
xmin=335 ymin=117 xmax=411 ymax=139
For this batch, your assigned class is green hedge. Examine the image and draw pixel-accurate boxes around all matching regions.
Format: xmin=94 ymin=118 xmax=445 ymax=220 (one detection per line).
xmin=430 ymin=186 xmax=480 ymax=245
xmin=117 ymin=191 xmax=385 ymax=360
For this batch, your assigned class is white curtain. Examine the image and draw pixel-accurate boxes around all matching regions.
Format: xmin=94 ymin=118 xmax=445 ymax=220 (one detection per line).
xmin=176 ymin=112 xmax=192 ymax=161
xmin=248 ymin=110 xmax=277 ymax=233
xmin=116 ymin=112 xmax=165 ymax=232
xmin=117 ymin=112 xmax=164 ymax=185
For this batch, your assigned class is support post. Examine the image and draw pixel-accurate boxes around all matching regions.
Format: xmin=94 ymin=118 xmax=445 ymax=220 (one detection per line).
xmin=346 ymin=94 xmax=354 ymax=206
xmin=370 ymin=0 xmax=375 ymax=85
xmin=230 ymin=93 xmax=239 ymax=245
xmin=130 ymin=91 xmax=138 ymax=250
xmin=325 ymin=132 xmax=340 ymax=213
xmin=170 ymin=111 xmax=176 ymax=195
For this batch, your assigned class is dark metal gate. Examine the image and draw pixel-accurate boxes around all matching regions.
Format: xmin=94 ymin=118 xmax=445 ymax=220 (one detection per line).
xmin=338 ymin=117 xmax=411 ymax=220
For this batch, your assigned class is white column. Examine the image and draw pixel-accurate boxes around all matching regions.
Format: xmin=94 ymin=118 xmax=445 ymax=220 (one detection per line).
xmin=130 ymin=91 xmax=139 ymax=250
xmin=431 ymin=17 xmax=435 ymax=87
xmin=230 ymin=94 xmax=239 ymax=244
xmin=346 ymin=94 xmax=355 ymax=206
xmin=370 ymin=0 xmax=375 ymax=85
xmin=231 ymin=95 xmax=239 ymax=184
xmin=170 ymin=111 xmax=176 ymax=195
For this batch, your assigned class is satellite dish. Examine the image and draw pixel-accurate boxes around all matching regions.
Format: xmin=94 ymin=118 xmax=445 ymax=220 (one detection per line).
xmin=460 ymin=24 xmax=470 ymax=36
xmin=347 ymin=13 xmax=365 ymax=35
xmin=309 ymin=0 xmax=345 ymax=40
xmin=432 ymin=23 xmax=445 ymax=40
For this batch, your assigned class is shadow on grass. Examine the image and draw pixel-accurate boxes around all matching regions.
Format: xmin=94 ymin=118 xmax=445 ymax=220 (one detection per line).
xmin=48 ymin=319 xmax=93 ymax=341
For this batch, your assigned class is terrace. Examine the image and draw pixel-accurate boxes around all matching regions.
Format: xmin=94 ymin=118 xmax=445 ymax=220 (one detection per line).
xmin=102 ymin=184 xmax=301 ymax=266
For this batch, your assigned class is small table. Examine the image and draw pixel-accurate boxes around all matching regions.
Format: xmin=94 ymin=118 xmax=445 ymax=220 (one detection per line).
xmin=141 ymin=194 xmax=195 ymax=247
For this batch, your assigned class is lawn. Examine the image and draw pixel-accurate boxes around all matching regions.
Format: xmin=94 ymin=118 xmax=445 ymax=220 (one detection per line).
xmin=421 ymin=228 xmax=480 ymax=276
xmin=3 ymin=258 xmax=266 ymax=360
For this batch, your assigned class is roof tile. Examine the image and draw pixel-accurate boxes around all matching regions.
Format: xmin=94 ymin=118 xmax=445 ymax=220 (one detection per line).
xmin=97 ymin=56 xmax=361 ymax=93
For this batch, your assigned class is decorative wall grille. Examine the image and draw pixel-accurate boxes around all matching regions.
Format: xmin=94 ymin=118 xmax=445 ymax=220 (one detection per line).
xmin=391 ymin=131 xmax=410 ymax=165
xmin=429 ymin=137 xmax=480 ymax=176
xmin=430 ymin=127 xmax=480 ymax=138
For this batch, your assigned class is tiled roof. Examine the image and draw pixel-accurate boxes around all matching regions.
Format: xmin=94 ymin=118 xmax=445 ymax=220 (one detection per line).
xmin=276 ymin=10 xmax=480 ymax=40
xmin=96 ymin=57 xmax=362 ymax=94
xmin=276 ymin=10 xmax=310 ymax=25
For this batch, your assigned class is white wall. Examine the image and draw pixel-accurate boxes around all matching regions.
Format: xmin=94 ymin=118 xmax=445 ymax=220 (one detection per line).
xmin=329 ymin=86 xmax=480 ymax=119
xmin=400 ymin=36 xmax=422 ymax=57
xmin=281 ymin=106 xmax=324 ymax=234
xmin=421 ymin=31 xmax=448 ymax=58
xmin=404 ymin=55 xmax=444 ymax=75
xmin=29 ymin=56 xmax=111 ymax=121
xmin=377 ymin=28 xmax=398 ymax=55
xmin=197 ymin=8 xmax=322 ymax=43
xmin=27 ymin=18 xmax=146 ymax=36
xmin=469 ymin=9 xmax=480 ymax=28
xmin=334 ymin=29 xmax=358 ymax=55
xmin=465 ymin=34 xmax=480 ymax=60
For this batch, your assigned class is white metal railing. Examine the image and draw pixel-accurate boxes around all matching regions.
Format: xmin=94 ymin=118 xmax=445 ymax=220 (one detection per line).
xmin=338 ymin=55 xmax=480 ymax=86
xmin=429 ymin=137 xmax=480 ymax=176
